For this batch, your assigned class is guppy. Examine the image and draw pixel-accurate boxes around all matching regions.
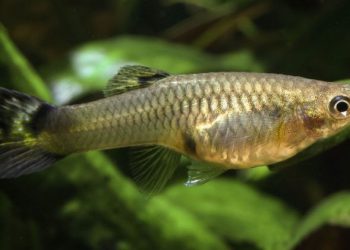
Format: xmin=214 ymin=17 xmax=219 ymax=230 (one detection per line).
xmin=1 ymin=65 xmax=350 ymax=192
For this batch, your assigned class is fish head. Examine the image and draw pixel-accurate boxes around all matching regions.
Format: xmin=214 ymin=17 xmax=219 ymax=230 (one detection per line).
xmin=299 ymin=83 xmax=350 ymax=139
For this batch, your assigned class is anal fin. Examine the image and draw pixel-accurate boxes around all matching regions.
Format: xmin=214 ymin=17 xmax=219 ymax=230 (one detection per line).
xmin=185 ymin=161 xmax=226 ymax=187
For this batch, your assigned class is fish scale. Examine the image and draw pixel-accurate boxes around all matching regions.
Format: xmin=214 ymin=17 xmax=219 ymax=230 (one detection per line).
xmin=3 ymin=66 xmax=350 ymax=183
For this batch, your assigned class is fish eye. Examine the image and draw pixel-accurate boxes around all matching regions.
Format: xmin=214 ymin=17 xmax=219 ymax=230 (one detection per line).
xmin=329 ymin=96 xmax=350 ymax=118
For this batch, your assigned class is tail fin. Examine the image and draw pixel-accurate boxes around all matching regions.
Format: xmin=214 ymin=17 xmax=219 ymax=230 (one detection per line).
xmin=0 ymin=88 xmax=62 ymax=178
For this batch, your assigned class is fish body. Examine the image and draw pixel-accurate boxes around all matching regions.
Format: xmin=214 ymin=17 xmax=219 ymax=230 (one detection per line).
xmin=1 ymin=66 xmax=350 ymax=190
xmin=42 ymin=72 xmax=350 ymax=167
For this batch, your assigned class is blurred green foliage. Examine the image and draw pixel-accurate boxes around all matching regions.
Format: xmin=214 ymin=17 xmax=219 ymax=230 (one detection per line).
xmin=1 ymin=0 xmax=350 ymax=249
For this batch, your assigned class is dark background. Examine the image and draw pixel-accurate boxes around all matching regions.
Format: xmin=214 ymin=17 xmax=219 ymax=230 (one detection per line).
xmin=1 ymin=0 xmax=350 ymax=249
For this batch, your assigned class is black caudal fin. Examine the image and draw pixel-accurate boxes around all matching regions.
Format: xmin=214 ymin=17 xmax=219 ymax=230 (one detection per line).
xmin=0 ymin=88 xmax=62 ymax=178
xmin=0 ymin=146 xmax=62 ymax=178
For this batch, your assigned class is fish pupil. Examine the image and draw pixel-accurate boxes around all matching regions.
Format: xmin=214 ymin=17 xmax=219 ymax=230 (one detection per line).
xmin=335 ymin=100 xmax=349 ymax=113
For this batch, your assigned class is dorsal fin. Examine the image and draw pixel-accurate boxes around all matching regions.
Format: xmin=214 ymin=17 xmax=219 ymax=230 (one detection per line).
xmin=104 ymin=65 xmax=170 ymax=97
xmin=128 ymin=145 xmax=181 ymax=195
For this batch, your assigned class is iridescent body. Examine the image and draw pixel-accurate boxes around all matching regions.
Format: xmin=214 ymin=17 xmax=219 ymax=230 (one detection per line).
xmin=1 ymin=66 xmax=350 ymax=187
xmin=40 ymin=72 xmax=350 ymax=169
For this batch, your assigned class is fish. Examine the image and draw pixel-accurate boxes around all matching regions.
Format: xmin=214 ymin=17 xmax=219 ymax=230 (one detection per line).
xmin=1 ymin=65 xmax=350 ymax=193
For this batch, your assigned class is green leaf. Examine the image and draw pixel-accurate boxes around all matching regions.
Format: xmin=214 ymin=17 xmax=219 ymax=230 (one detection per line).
xmin=166 ymin=0 xmax=253 ymax=12
xmin=56 ymin=152 xmax=229 ymax=250
xmin=287 ymin=192 xmax=350 ymax=249
xmin=219 ymin=49 xmax=264 ymax=72
xmin=0 ymin=23 xmax=51 ymax=101
xmin=164 ymin=179 xmax=300 ymax=250
xmin=43 ymin=36 xmax=263 ymax=103
xmin=237 ymin=166 xmax=271 ymax=181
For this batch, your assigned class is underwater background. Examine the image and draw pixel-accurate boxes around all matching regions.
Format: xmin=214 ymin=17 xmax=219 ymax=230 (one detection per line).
xmin=1 ymin=0 xmax=350 ymax=249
